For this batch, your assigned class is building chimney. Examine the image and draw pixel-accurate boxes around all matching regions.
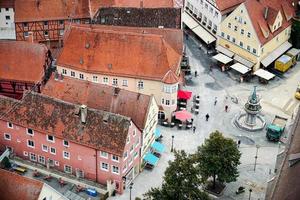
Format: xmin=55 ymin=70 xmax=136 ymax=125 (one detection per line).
xmin=140 ymin=0 xmax=143 ymax=8
xmin=264 ymin=7 xmax=269 ymax=19
xmin=80 ymin=105 xmax=87 ymax=124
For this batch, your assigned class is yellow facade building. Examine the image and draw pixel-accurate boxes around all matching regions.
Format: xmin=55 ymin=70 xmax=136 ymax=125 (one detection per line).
xmin=216 ymin=0 xmax=295 ymax=73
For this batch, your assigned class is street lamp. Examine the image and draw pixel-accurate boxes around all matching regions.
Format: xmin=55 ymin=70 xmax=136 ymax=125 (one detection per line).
xmin=129 ymin=182 xmax=134 ymax=200
xmin=248 ymin=188 xmax=252 ymax=200
xmin=254 ymin=144 xmax=260 ymax=171
xmin=171 ymin=135 xmax=174 ymax=152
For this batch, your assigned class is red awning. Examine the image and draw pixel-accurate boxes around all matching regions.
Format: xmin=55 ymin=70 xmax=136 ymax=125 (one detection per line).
xmin=178 ymin=90 xmax=192 ymax=100
xmin=174 ymin=110 xmax=193 ymax=121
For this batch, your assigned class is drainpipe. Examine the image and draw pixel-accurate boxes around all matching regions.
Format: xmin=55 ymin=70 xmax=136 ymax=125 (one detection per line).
xmin=95 ymin=149 xmax=98 ymax=183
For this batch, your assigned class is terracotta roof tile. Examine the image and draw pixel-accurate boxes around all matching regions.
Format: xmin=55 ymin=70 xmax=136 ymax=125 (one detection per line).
xmin=266 ymin=7 xmax=279 ymax=26
xmin=57 ymin=24 xmax=182 ymax=82
xmin=0 ymin=0 xmax=14 ymax=8
xmin=0 ymin=92 xmax=130 ymax=155
xmin=244 ymin=0 xmax=295 ymax=45
xmin=0 ymin=41 xmax=47 ymax=83
xmin=42 ymin=75 xmax=152 ymax=130
xmin=162 ymin=70 xmax=179 ymax=84
xmin=0 ymin=169 xmax=43 ymax=200
xmin=216 ymin=0 xmax=245 ymax=13
xmin=99 ymin=0 xmax=173 ymax=8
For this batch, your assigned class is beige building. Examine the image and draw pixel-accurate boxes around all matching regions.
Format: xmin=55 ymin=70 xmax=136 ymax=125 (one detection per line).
xmin=216 ymin=0 xmax=295 ymax=75
xmin=56 ymin=24 xmax=183 ymax=122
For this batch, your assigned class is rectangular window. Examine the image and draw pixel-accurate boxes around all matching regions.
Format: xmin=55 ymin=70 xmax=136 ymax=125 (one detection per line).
xmin=59 ymin=29 xmax=64 ymax=36
xmin=59 ymin=20 xmax=64 ymax=25
xmin=42 ymin=144 xmax=48 ymax=152
xmin=4 ymin=133 xmax=11 ymax=140
xmin=112 ymin=155 xmax=119 ymax=162
xmin=38 ymin=155 xmax=45 ymax=164
xmin=79 ymin=73 xmax=84 ymax=79
xmin=228 ymin=23 xmax=231 ymax=28
xmin=112 ymin=78 xmax=118 ymax=86
xmin=62 ymin=69 xmax=67 ymax=74
xmin=64 ymin=165 xmax=72 ymax=173
xmin=23 ymin=22 xmax=28 ymax=27
xmin=103 ymin=77 xmax=109 ymax=84
xmin=166 ymin=100 xmax=170 ymax=105
xmin=27 ymin=140 xmax=35 ymax=148
xmin=232 ymin=37 xmax=236 ymax=43
xmin=44 ymin=31 xmax=48 ymax=36
xmin=239 ymin=41 xmax=243 ymax=47
xmin=123 ymin=151 xmax=128 ymax=160
xmin=215 ymin=11 xmax=218 ymax=17
xmin=241 ymin=29 xmax=244 ymax=35
xmin=101 ymin=162 xmax=109 ymax=171
xmin=138 ymin=81 xmax=144 ymax=89
xmin=164 ymin=85 xmax=171 ymax=93
xmin=209 ymin=7 xmax=213 ymax=13
xmin=5 ymin=15 xmax=10 ymax=20
xmin=221 ymin=32 xmax=225 ymax=37
xmin=71 ymin=71 xmax=75 ymax=77
xmin=227 ymin=35 xmax=230 ymax=40
xmin=205 ymin=3 xmax=208 ymax=9
xmin=27 ymin=128 xmax=34 ymax=136
xmin=48 ymin=159 xmax=54 ymax=167
xmin=50 ymin=147 xmax=56 ymax=155
xmin=29 ymin=153 xmax=37 ymax=161
xmin=63 ymin=151 xmax=70 ymax=159
xmin=112 ymin=166 xmax=119 ymax=174
xmin=234 ymin=26 xmax=238 ymax=31
xmin=5 ymin=8 xmax=9 ymax=11
xmin=161 ymin=98 xmax=165 ymax=105
xmin=253 ymin=48 xmax=257 ymax=54
xmin=135 ymin=137 xmax=139 ymax=147
xmin=247 ymin=45 xmax=251 ymax=51
xmin=171 ymin=85 xmax=177 ymax=93
xmin=247 ymin=32 xmax=251 ymax=38
xmin=93 ymin=76 xmax=98 ymax=83
xmin=24 ymin=32 xmax=29 ymax=37
xmin=122 ymin=80 xmax=128 ymax=87
xmin=44 ymin=21 xmax=48 ymax=26
xmin=100 ymin=151 xmax=108 ymax=158
xmin=63 ymin=140 xmax=69 ymax=147
xmin=7 ymin=122 xmax=13 ymax=129
xmin=47 ymin=135 xmax=55 ymax=143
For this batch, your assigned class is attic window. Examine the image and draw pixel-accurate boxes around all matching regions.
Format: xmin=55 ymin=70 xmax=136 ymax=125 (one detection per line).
xmin=80 ymin=57 xmax=84 ymax=64
xmin=108 ymin=63 xmax=112 ymax=69
xmin=85 ymin=43 xmax=90 ymax=49
xmin=126 ymin=10 xmax=131 ymax=14
xmin=103 ymin=115 xmax=109 ymax=123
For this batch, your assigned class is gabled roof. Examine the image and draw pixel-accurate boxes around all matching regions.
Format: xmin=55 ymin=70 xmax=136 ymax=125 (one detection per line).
xmin=216 ymin=0 xmax=245 ymax=13
xmin=14 ymin=0 xmax=102 ymax=22
xmin=0 ymin=169 xmax=43 ymax=200
xmin=0 ymin=92 xmax=131 ymax=155
xmin=57 ymin=24 xmax=182 ymax=82
xmin=162 ymin=70 xmax=179 ymax=84
xmin=266 ymin=7 xmax=279 ymax=26
xmin=42 ymin=75 xmax=153 ymax=130
xmin=96 ymin=0 xmax=173 ymax=8
xmin=244 ymin=0 xmax=295 ymax=45
xmin=0 ymin=41 xmax=47 ymax=83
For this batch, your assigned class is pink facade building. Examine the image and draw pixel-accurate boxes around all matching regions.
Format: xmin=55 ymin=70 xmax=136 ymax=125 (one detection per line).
xmin=0 ymin=91 xmax=142 ymax=193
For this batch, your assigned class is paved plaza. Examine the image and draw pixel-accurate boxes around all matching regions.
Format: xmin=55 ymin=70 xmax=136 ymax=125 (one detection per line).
xmin=109 ymin=34 xmax=300 ymax=200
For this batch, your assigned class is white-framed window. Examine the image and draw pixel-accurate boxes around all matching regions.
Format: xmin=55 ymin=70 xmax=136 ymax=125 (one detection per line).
xmin=171 ymin=85 xmax=177 ymax=93
xmin=23 ymin=151 xmax=28 ymax=156
xmin=92 ymin=76 xmax=98 ymax=83
xmin=63 ymin=151 xmax=70 ymax=159
xmin=64 ymin=165 xmax=72 ymax=173
xmin=112 ymin=155 xmax=119 ymax=162
xmin=27 ymin=128 xmax=34 ymax=136
xmin=55 ymin=161 xmax=59 ymax=166
xmin=38 ymin=155 xmax=45 ymax=164
xmin=134 ymin=151 xmax=138 ymax=159
xmin=59 ymin=29 xmax=64 ymax=36
xmin=221 ymin=32 xmax=225 ymax=37
xmin=163 ymin=85 xmax=171 ymax=93
xmin=166 ymin=100 xmax=170 ymax=105
xmin=122 ymin=80 xmax=128 ymax=87
xmin=27 ymin=140 xmax=35 ymax=148
xmin=50 ymin=147 xmax=56 ymax=155
xmin=63 ymin=140 xmax=69 ymax=147
xmin=247 ymin=32 xmax=251 ymax=38
xmin=7 ymin=122 xmax=13 ymax=129
xmin=47 ymin=135 xmax=55 ymax=143
xmin=101 ymin=162 xmax=109 ymax=171
xmin=48 ymin=159 xmax=54 ymax=167
xmin=138 ymin=80 xmax=144 ymax=89
xmin=29 ymin=153 xmax=37 ymax=161
xmin=71 ymin=71 xmax=75 ymax=77
xmin=42 ymin=144 xmax=48 ymax=152
xmin=79 ymin=73 xmax=84 ymax=79
xmin=239 ymin=41 xmax=243 ymax=47
xmin=171 ymin=99 xmax=176 ymax=105
xmin=130 ymin=145 xmax=134 ymax=154
xmin=161 ymin=98 xmax=165 ymax=105
xmin=112 ymin=165 xmax=119 ymax=174
xmin=241 ymin=29 xmax=244 ymax=35
xmin=4 ymin=133 xmax=11 ymax=140
xmin=103 ymin=77 xmax=109 ymax=84
xmin=123 ymin=151 xmax=128 ymax=160
xmin=100 ymin=151 xmax=108 ymax=158
xmin=112 ymin=78 xmax=118 ymax=86
xmin=62 ymin=69 xmax=67 ymax=75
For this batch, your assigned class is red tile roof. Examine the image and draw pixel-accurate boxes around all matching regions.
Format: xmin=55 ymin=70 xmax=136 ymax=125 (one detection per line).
xmin=0 ymin=169 xmax=43 ymax=200
xmin=244 ymin=0 xmax=295 ymax=45
xmin=98 ymin=0 xmax=174 ymax=8
xmin=0 ymin=92 xmax=131 ymax=156
xmin=216 ymin=0 xmax=245 ymax=13
xmin=42 ymin=75 xmax=153 ymax=130
xmin=0 ymin=41 xmax=47 ymax=83
xmin=0 ymin=0 xmax=14 ymax=8
xmin=162 ymin=70 xmax=179 ymax=84
xmin=266 ymin=7 xmax=279 ymax=26
xmin=57 ymin=24 xmax=182 ymax=82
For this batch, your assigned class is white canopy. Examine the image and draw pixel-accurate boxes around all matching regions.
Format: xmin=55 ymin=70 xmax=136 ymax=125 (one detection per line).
xmin=212 ymin=53 xmax=232 ymax=64
xmin=234 ymin=54 xmax=255 ymax=68
xmin=287 ymin=48 xmax=300 ymax=56
xmin=230 ymin=63 xmax=251 ymax=74
xmin=216 ymin=45 xmax=234 ymax=58
xmin=254 ymin=69 xmax=275 ymax=80
xmin=182 ymin=12 xmax=216 ymax=44
xmin=261 ymin=41 xmax=292 ymax=66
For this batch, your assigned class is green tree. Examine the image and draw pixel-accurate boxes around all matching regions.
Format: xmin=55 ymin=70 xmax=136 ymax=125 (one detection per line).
xmin=144 ymin=150 xmax=210 ymax=200
xmin=194 ymin=131 xmax=241 ymax=189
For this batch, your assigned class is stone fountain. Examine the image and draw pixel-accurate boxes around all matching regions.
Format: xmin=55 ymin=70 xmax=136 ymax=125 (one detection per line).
xmin=234 ymin=86 xmax=266 ymax=132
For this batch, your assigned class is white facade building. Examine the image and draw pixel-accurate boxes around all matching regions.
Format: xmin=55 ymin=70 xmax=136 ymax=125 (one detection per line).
xmin=183 ymin=0 xmax=244 ymax=46
xmin=0 ymin=7 xmax=16 ymax=39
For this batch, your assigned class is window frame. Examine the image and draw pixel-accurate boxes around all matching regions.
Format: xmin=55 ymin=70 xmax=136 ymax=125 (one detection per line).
xmin=64 ymin=164 xmax=72 ymax=174
xmin=112 ymin=78 xmax=118 ymax=86
xmin=27 ymin=139 xmax=35 ymax=148
xmin=63 ymin=140 xmax=69 ymax=147
xmin=29 ymin=153 xmax=37 ymax=161
xmin=100 ymin=151 xmax=108 ymax=159
xmin=122 ymin=79 xmax=128 ymax=87
xmin=4 ymin=133 xmax=11 ymax=141
xmin=38 ymin=155 xmax=46 ymax=164
xmin=112 ymin=165 xmax=119 ymax=174
xmin=47 ymin=135 xmax=55 ymax=143
xmin=137 ymin=80 xmax=144 ymax=89
xmin=63 ymin=151 xmax=70 ymax=160
xmin=27 ymin=128 xmax=34 ymax=136
xmin=112 ymin=155 xmax=119 ymax=162
xmin=7 ymin=122 xmax=13 ymax=129
xmin=50 ymin=147 xmax=56 ymax=155
xmin=101 ymin=162 xmax=109 ymax=171
xmin=42 ymin=144 xmax=48 ymax=152
xmin=102 ymin=77 xmax=109 ymax=84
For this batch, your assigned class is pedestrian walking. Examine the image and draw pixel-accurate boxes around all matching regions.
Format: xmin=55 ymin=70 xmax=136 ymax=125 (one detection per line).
xmin=205 ymin=113 xmax=210 ymax=121
xmin=225 ymin=105 xmax=229 ymax=112
xmin=214 ymin=97 xmax=217 ymax=106
xmin=195 ymin=70 xmax=198 ymax=77
xmin=193 ymin=126 xmax=196 ymax=133
xmin=237 ymin=140 xmax=241 ymax=148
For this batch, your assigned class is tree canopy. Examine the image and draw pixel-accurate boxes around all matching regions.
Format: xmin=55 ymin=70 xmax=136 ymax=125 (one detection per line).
xmin=194 ymin=130 xmax=241 ymax=189
xmin=144 ymin=150 xmax=210 ymax=200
